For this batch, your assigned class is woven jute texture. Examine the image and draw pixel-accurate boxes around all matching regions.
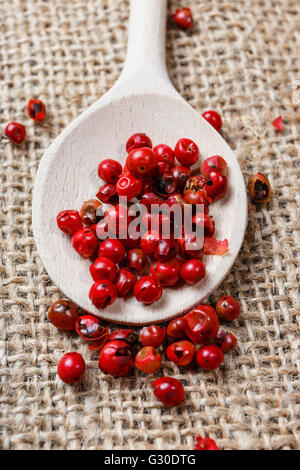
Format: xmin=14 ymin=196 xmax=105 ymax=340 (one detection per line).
xmin=0 ymin=0 xmax=300 ymax=450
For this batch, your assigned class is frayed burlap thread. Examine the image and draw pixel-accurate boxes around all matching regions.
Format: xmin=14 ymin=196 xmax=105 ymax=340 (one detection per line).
xmin=0 ymin=0 xmax=299 ymax=450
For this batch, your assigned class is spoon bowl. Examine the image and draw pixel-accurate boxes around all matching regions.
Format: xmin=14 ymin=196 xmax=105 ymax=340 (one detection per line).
xmin=32 ymin=0 xmax=247 ymax=325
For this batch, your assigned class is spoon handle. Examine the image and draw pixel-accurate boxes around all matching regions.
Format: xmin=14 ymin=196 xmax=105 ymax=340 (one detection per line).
xmin=121 ymin=0 xmax=169 ymax=82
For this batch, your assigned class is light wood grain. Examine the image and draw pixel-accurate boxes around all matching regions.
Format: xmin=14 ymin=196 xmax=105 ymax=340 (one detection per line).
xmin=32 ymin=0 xmax=248 ymax=325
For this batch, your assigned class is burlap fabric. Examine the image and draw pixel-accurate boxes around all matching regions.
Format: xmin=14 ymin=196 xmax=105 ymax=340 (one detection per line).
xmin=0 ymin=0 xmax=299 ymax=450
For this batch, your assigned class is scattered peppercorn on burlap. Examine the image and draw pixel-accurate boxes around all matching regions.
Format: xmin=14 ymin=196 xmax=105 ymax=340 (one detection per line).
xmin=0 ymin=0 xmax=299 ymax=450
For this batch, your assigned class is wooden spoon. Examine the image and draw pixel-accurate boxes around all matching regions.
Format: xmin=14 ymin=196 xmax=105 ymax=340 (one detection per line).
xmin=32 ymin=0 xmax=247 ymax=325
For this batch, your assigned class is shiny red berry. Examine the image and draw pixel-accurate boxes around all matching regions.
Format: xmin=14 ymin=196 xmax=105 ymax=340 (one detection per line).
xmin=126 ymin=147 xmax=157 ymax=178
xmin=98 ymin=159 xmax=122 ymax=184
xmin=140 ymin=230 xmax=160 ymax=256
xmin=57 ymin=352 xmax=85 ymax=384
xmin=139 ymin=325 xmax=166 ymax=347
xmin=157 ymin=161 xmax=170 ymax=176
xmin=174 ymin=138 xmax=199 ymax=167
xmin=89 ymin=280 xmax=117 ymax=309
xmin=192 ymin=212 xmax=215 ymax=238
xmin=170 ymin=165 xmax=190 ymax=190
xmin=134 ymin=276 xmax=163 ymax=305
xmin=89 ymin=256 xmax=118 ymax=282
xmin=75 ymin=314 xmax=109 ymax=343
xmin=183 ymin=175 xmax=211 ymax=205
xmin=72 ymin=228 xmax=98 ymax=258
xmin=215 ymin=329 xmax=238 ymax=353
xmin=108 ymin=329 xmax=138 ymax=345
xmin=196 ymin=344 xmax=224 ymax=370
xmin=116 ymin=173 xmax=143 ymax=200
xmin=201 ymin=155 xmax=227 ymax=179
xmin=104 ymin=204 xmax=132 ymax=235
xmin=172 ymin=7 xmax=193 ymax=30
xmin=126 ymin=133 xmax=152 ymax=153
xmin=135 ymin=346 xmax=162 ymax=374
xmin=195 ymin=436 xmax=219 ymax=450
xmin=204 ymin=170 xmax=227 ymax=201
xmin=120 ymin=230 xmax=140 ymax=249
xmin=114 ymin=268 xmax=137 ymax=298
xmin=216 ymin=295 xmax=240 ymax=321
xmin=151 ymin=377 xmax=185 ymax=407
xmin=177 ymin=232 xmax=204 ymax=260
xmin=180 ymin=259 xmax=206 ymax=285
xmin=141 ymin=192 xmax=164 ymax=210
xmin=153 ymin=144 xmax=175 ymax=168
xmin=167 ymin=317 xmax=187 ymax=340
xmin=99 ymin=340 xmax=134 ymax=377
xmin=48 ymin=299 xmax=79 ymax=331
xmin=27 ymin=99 xmax=46 ymax=122
xmin=202 ymin=110 xmax=223 ymax=132
xmin=98 ymin=238 xmax=125 ymax=263
xmin=151 ymin=258 xmax=181 ymax=287
xmin=57 ymin=210 xmax=83 ymax=235
xmin=127 ymin=248 xmax=147 ymax=275
xmin=166 ymin=340 xmax=195 ymax=366
xmin=183 ymin=306 xmax=219 ymax=344
xmin=96 ymin=183 xmax=117 ymax=203
xmin=4 ymin=122 xmax=26 ymax=144
xmin=154 ymin=239 xmax=176 ymax=261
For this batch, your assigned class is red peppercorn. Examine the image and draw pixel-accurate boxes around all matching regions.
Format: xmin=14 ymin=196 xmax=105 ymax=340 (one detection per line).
xmin=202 ymin=110 xmax=223 ymax=132
xmin=153 ymin=144 xmax=175 ymax=168
xmin=134 ymin=276 xmax=163 ymax=305
xmin=204 ymin=170 xmax=227 ymax=201
xmin=120 ymin=230 xmax=140 ymax=249
xmin=75 ymin=314 xmax=108 ymax=343
xmin=126 ymin=147 xmax=157 ymax=178
xmin=195 ymin=436 xmax=219 ymax=450
xmin=183 ymin=305 xmax=219 ymax=344
xmin=27 ymin=99 xmax=46 ymax=122
xmin=126 ymin=133 xmax=152 ymax=153
xmin=180 ymin=259 xmax=206 ymax=285
xmin=103 ymin=205 xmax=130 ymax=235
xmin=89 ymin=256 xmax=118 ymax=282
xmin=216 ymin=295 xmax=240 ymax=321
xmin=154 ymin=239 xmax=176 ymax=262
xmin=98 ymin=238 xmax=126 ymax=263
xmin=177 ymin=232 xmax=204 ymax=259
xmin=99 ymin=340 xmax=134 ymax=376
xmin=135 ymin=346 xmax=162 ymax=374
xmin=114 ymin=268 xmax=137 ymax=298
xmin=57 ymin=352 xmax=85 ymax=384
xmin=89 ymin=280 xmax=117 ymax=309
xmin=196 ymin=344 xmax=224 ymax=370
xmin=192 ymin=212 xmax=215 ymax=238
xmin=248 ymin=172 xmax=271 ymax=204
xmin=80 ymin=199 xmax=102 ymax=225
xmin=151 ymin=377 xmax=185 ymax=407
xmin=140 ymin=230 xmax=160 ymax=256
xmin=170 ymin=165 xmax=191 ymax=190
xmin=108 ymin=329 xmax=138 ymax=345
xmin=215 ymin=329 xmax=238 ymax=353
xmin=166 ymin=340 xmax=195 ymax=366
xmin=57 ymin=210 xmax=83 ymax=235
xmin=48 ymin=299 xmax=79 ymax=331
xmin=183 ymin=175 xmax=211 ymax=205
xmin=96 ymin=183 xmax=117 ymax=203
xmin=139 ymin=325 xmax=166 ymax=347
xmin=72 ymin=228 xmax=98 ymax=258
xmin=172 ymin=7 xmax=193 ymax=30
xmin=167 ymin=317 xmax=187 ymax=340
xmin=157 ymin=161 xmax=170 ymax=176
xmin=140 ymin=192 xmax=164 ymax=210
xmin=201 ymin=155 xmax=227 ymax=179
xmin=127 ymin=248 xmax=147 ymax=275
xmin=98 ymin=159 xmax=122 ymax=184
xmin=4 ymin=122 xmax=26 ymax=144
xmin=116 ymin=173 xmax=143 ymax=200
xmin=151 ymin=258 xmax=181 ymax=287
xmin=174 ymin=138 xmax=199 ymax=167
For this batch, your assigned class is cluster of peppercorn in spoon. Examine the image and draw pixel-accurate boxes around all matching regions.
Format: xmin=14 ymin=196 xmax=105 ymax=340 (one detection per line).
xmin=49 ymin=294 xmax=240 ymax=408
xmin=56 ymin=132 xmax=229 ymax=309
